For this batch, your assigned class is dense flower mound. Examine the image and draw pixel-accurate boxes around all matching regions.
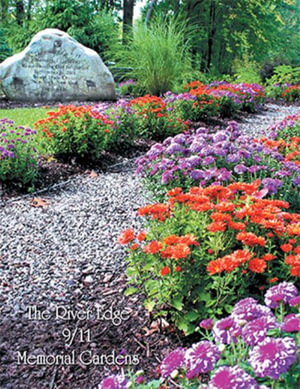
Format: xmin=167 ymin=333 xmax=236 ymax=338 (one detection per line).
xmin=99 ymin=282 xmax=299 ymax=388
xmin=0 ymin=118 xmax=38 ymax=185
xmin=136 ymin=119 xmax=300 ymax=210
xmin=281 ymin=85 xmax=300 ymax=102
xmin=120 ymin=181 xmax=300 ymax=332
xmin=34 ymin=105 xmax=114 ymax=161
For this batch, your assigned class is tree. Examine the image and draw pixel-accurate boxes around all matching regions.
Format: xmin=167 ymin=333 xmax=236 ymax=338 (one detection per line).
xmin=122 ymin=0 xmax=135 ymax=43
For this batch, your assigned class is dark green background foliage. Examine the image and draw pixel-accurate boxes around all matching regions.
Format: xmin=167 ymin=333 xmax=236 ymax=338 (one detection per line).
xmin=0 ymin=0 xmax=299 ymax=84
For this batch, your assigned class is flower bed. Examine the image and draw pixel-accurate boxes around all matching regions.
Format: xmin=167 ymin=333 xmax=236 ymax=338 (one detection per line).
xmin=119 ymin=181 xmax=300 ymax=333
xmin=99 ymin=282 xmax=300 ymax=388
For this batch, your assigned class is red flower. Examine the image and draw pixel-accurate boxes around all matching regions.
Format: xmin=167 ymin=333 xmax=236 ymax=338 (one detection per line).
xmin=248 ymin=258 xmax=267 ymax=273
xmin=281 ymin=243 xmax=293 ymax=253
xmin=207 ymin=249 xmax=214 ymax=255
xmin=175 ymin=266 xmax=182 ymax=272
xmin=130 ymin=243 xmax=139 ymax=251
xmin=118 ymin=229 xmax=134 ymax=245
xmin=143 ymin=241 xmax=163 ymax=254
xmin=137 ymin=231 xmax=147 ymax=242
xmin=160 ymin=266 xmax=170 ymax=276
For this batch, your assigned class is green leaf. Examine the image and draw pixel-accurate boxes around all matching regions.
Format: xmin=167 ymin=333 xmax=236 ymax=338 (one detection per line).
xmin=144 ymin=299 xmax=156 ymax=312
xmin=124 ymin=287 xmax=138 ymax=296
xmin=185 ymin=311 xmax=200 ymax=321
xmin=170 ymin=296 xmax=183 ymax=311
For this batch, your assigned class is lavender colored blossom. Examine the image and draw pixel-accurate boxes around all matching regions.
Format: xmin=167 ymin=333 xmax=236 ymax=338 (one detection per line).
xmin=289 ymin=295 xmax=300 ymax=307
xmin=264 ymin=281 xmax=298 ymax=308
xmin=292 ymin=175 xmax=300 ymax=187
xmin=262 ymin=178 xmax=283 ymax=195
xmin=160 ymin=347 xmax=185 ymax=378
xmin=232 ymin=298 xmax=273 ymax=323
xmin=281 ymin=314 xmax=300 ymax=332
xmin=234 ymin=164 xmax=248 ymax=174
xmin=212 ymin=316 xmax=240 ymax=344
xmin=100 ymin=375 xmax=128 ymax=389
xmin=199 ymin=318 xmax=214 ymax=330
xmin=208 ymin=365 xmax=260 ymax=389
xmin=241 ymin=315 xmax=278 ymax=346
xmin=248 ymin=337 xmax=297 ymax=379
xmin=185 ymin=341 xmax=220 ymax=378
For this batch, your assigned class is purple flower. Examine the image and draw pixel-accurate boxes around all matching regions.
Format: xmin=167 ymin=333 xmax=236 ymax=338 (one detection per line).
xmin=241 ymin=316 xmax=278 ymax=346
xmin=281 ymin=314 xmax=300 ymax=332
xmin=199 ymin=318 xmax=214 ymax=330
xmin=160 ymin=347 xmax=185 ymax=378
xmin=100 ymin=375 xmax=128 ymax=389
xmin=289 ymin=295 xmax=300 ymax=307
xmin=212 ymin=316 xmax=240 ymax=344
xmin=208 ymin=365 xmax=260 ymax=389
xmin=202 ymin=156 xmax=216 ymax=165
xmin=232 ymin=298 xmax=272 ymax=324
xmin=248 ymin=337 xmax=297 ymax=379
xmin=185 ymin=341 xmax=220 ymax=378
xmin=264 ymin=281 xmax=298 ymax=308
xmin=135 ymin=376 xmax=145 ymax=384
xmin=190 ymin=169 xmax=205 ymax=180
xmin=262 ymin=178 xmax=283 ymax=195
xmin=234 ymin=164 xmax=248 ymax=174
xmin=292 ymin=175 xmax=300 ymax=187
xmin=166 ymin=143 xmax=184 ymax=154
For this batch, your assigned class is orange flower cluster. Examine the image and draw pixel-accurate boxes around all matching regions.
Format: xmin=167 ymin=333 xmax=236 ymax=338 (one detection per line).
xmin=138 ymin=203 xmax=171 ymax=222
xmin=207 ymin=249 xmax=253 ymax=275
xmin=236 ymin=232 xmax=266 ymax=247
xmin=282 ymin=85 xmax=300 ymax=98
xmin=34 ymin=105 xmax=114 ymax=139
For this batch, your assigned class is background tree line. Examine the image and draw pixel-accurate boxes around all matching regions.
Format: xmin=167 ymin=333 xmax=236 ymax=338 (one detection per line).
xmin=0 ymin=0 xmax=299 ymax=82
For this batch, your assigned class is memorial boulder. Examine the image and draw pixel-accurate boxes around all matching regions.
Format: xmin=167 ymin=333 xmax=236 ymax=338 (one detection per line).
xmin=0 ymin=29 xmax=116 ymax=102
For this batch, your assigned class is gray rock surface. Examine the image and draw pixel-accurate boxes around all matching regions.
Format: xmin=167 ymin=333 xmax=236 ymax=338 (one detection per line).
xmin=0 ymin=29 xmax=116 ymax=102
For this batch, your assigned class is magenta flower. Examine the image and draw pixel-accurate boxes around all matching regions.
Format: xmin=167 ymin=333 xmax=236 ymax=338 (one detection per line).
xmin=208 ymin=365 xmax=259 ymax=389
xmin=281 ymin=314 xmax=300 ymax=333
xmin=241 ymin=315 xmax=278 ymax=346
xmin=232 ymin=298 xmax=272 ymax=323
xmin=160 ymin=347 xmax=185 ymax=378
xmin=289 ymin=295 xmax=300 ymax=307
xmin=185 ymin=341 xmax=220 ymax=379
xmin=199 ymin=318 xmax=214 ymax=330
xmin=212 ymin=316 xmax=240 ymax=344
xmin=248 ymin=337 xmax=297 ymax=379
xmin=100 ymin=375 xmax=128 ymax=389
xmin=264 ymin=282 xmax=298 ymax=308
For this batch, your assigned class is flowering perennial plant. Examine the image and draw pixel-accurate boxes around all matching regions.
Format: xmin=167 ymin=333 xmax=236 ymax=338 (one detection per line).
xmin=136 ymin=119 xmax=300 ymax=210
xmin=119 ymin=181 xmax=300 ymax=333
xmin=0 ymin=118 xmax=38 ymax=186
xmin=34 ymin=105 xmax=114 ymax=161
xmin=281 ymin=85 xmax=300 ymax=102
xmin=99 ymin=283 xmax=299 ymax=388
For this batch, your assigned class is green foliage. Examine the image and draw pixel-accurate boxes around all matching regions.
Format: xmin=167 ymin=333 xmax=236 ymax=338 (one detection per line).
xmin=0 ymin=119 xmax=38 ymax=187
xmin=122 ymin=183 xmax=298 ymax=334
xmin=232 ymin=56 xmax=262 ymax=84
xmin=0 ymin=108 xmax=54 ymax=129
xmin=112 ymin=15 xmax=192 ymax=95
xmin=34 ymin=106 xmax=114 ymax=162
xmin=265 ymin=65 xmax=300 ymax=87
xmin=0 ymin=27 xmax=12 ymax=62
xmin=281 ymin=85 xmax=300 ymax=102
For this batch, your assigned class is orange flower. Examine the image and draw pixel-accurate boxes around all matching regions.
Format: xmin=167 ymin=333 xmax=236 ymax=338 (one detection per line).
xmin=281 ymin=243 xmax=293 ymax=253
xmin=290 ymin=266 xmax=300 ymax=276
xmin=236 ymin=232 xmax=266 ymax=247
xmin=269 ymin=277 xmax=278 ymax=283
xmin=160 ymin=266 xmax=170 ymax=276
xmin=118 ymin=229 xmax=134 ymax=245
xmin=137 ymin=231 xmax=147 ymax=242
xmin=207 ymin=259 xmax=224 ymax=275
xmin=207 ymin=221 xmax=227 ymax=232
xmin=163 ymin=235 xmax=179 ymax=245
xmin=130 ymin=243 xmax=139 ymax=251
xmin=171 ymin=244 xmax=191 ymax=259
xmin=248 ymin=258 xmax=267 ymax=273
xmin=175 ymin=266 xmax=182 ymax=272
xmin=261 ymin=253 xmax=276 ymax=261
xmin=143 ymin=241 xmax=163 ymax=254
xmin=294 ymin=246 xmax=300 ymax=254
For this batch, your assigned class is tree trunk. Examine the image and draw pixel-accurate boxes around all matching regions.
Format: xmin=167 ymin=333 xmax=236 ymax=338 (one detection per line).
xmin=27 ymin=0 xmax=33 ymax=21
xmin=207 ymin=0 xmax=216 ymax=70
xmin=122 ymin=0 xmax=135 ymax=44
xmin=145 ymin=0 xmax=157 ymax=27
xmin=15 ymin=0 xmax=25 ymax=26
xmin=0 ymin=0 xmax=9 ymax=23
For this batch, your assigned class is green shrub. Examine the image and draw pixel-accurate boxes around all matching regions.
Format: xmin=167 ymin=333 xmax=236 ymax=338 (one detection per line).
xmin=34 ymin=105 xmax=114 ymax=162
xmin=112 ymin=16 xmax=192 ymax=96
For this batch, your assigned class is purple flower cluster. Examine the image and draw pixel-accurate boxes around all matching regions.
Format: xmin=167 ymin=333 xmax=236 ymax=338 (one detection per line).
xmin=0 ymin=118 xmax=37 ymax=159
xmin=184 ymin=341 xmax=220 ymax=378
xmin=118 ymin=79 xmax=136 ymax=89
xmin=268 ymin=113 xmax=300 ymax=140
xmin=208 ymin=365 xmax=260 ymax=389
xmin=160 ymin=347 xmax=185 ymax=377
xmin=136 ymin=120 xmax=299 ymax=205
xmin=99 ymin=375 xmax=128 ymax=389
xmin=248 ymin=337 xmax=297 ymax=379
xmin=264 ymin=281 xmax=298 ymax=308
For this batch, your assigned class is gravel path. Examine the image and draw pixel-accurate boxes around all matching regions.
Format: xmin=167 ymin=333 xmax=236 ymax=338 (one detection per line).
xmin=0 ymin=102 xmax=299 ymax=388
